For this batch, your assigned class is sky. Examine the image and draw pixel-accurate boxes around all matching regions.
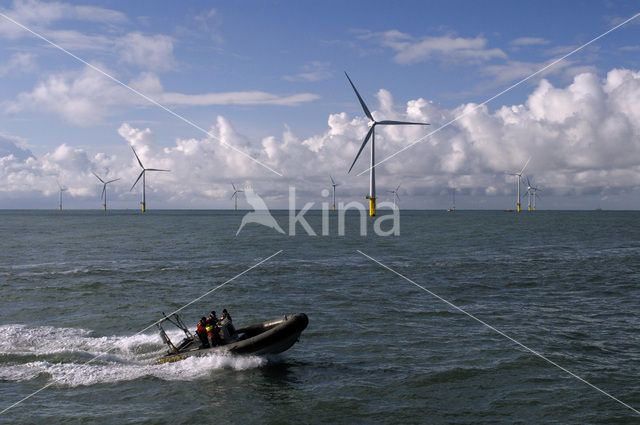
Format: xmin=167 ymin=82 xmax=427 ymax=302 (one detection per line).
xmin=1 ymin=0 xmax=640 ymax=210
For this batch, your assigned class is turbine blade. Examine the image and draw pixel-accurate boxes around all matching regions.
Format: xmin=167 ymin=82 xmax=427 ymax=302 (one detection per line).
xmin=377 ymin=120 xmax=430 ymax=126
xmin=130 ymin=170 xmax=144 ymax=191
xmin=396 ymin=184 xmax=401 ymax=192
xmin=330 ymin=175 xmax=336 ymax=185
xmin=92 ymin=172 xmax=105 ymax=183
xmin=519 ymin=156 xmax=531 ymax=175
xmin=106 ymin=178 xmax=120 ymax=184
xmin=101 ymin=185 xmax=106 ymax=200
xmin=146 ymin=168 xmax=170 ymax=172
xmin=344 ymin=72 xmax=374 ymax=121
xmin=131 ymin=146 xmax=144 ymax=169
xmin=348 ymin=126 xmax=374 ymax=173
xmin=396 ymin=193 xmax=400 ymax=201
xmin=232 ymin=182 xmax=237 ymax=191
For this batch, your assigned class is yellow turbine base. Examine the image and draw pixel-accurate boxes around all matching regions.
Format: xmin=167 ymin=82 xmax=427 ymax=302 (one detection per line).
xmin=104 ymin=205 xmax=107 ymax=211
xmin=332 ymin=204 xmax=335 ymax=211
xmin=517 ymin=203 xmax=521 ymax=212
xmin=142 ymin=202 xmax=146 ymax=212
xmin=369 ymin=198 xmax=376 ymax=217
xmin=528 ymin=205 xmax=531 ymax=212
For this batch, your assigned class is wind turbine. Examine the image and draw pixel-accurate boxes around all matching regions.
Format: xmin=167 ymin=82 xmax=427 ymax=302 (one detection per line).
xmin=345 ymin=72 xmax=429 ymax=216
xmin=130 ymin=146 xmax=170 ymax=212
xmin=507 ymin=157 xmax=531 ymax=212
xmin=93 ymin=172 xmax=120 ymax=211
xmin=525 ymin=176 xmax=532 ymax=212
xmin=57 ymin=181 xmax=67 ymax=211
xmin=231 ymin=182 xmax=244 ymax=211
xmin=388 ymin=184 xmax=401 ymax=211
xmin=448 ymin=188 xmax=456 ymax=212
xmin=530 ymin=180 xmax=542 ymax=211
xmin=330 ymin=175 xmax=339 ymax=211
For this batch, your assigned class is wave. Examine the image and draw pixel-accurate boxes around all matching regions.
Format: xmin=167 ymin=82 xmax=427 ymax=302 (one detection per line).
xmin=0 ymin=324 xmax=266 ymax=387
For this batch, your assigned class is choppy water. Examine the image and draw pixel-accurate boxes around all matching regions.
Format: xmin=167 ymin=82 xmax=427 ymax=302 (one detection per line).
xmin=1 ymin=209 xmax=640 ymax=424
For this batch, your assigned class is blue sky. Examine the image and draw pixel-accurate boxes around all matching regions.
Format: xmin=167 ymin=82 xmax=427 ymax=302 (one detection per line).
xmin=1 ymin=0 xmax=639 ymax=209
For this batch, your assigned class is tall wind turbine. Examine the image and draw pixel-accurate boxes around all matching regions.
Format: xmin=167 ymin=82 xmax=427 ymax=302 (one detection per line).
xmin=130 ymin=146 xmax=170 ymax=212
xmin=231 ymin=182 xmax=244 ymax=211
xmin=388 ymin=184 xmax=401 ymax=211
xmin=330 ymin=175 xmax=339 ymax=211
xmin=57 ymin=181 xmax=67 ymax=211
xmin=93 ymin=172 xmax=120 ymax=211
xmin=345 ymin=72 xmax=429 ymax=216
xmin=507 ymin=157 xmax=531 ymax=212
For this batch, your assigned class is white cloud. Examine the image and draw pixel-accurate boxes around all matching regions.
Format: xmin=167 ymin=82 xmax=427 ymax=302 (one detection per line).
xmin=0 ymin=0 xmax=127 ymax=39
xmin=376 ymin=30 xmax=506 ymax=64
xmin=117 ymin=32 xmax=176 ymax=71
xmin=0 ymin=52 xmax=35 ymax=76
xmin=511 ymin=37 xmax=550 ymax=46
xmin=2 ymin=67 xmax=640 ymax=208
xmin=5 ymin=65 xmax=321 ymax=124
xmin=283 ymin=61 xmax=332 ymax=82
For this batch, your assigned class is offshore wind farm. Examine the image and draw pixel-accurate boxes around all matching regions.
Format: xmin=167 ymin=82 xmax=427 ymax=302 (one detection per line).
xmin=2 ymin=2 xmax=640 ymax=425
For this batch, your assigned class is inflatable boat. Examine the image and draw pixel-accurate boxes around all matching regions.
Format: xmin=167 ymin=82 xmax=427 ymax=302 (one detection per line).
xmin=155 ymin=313 xmax=308 ymax=365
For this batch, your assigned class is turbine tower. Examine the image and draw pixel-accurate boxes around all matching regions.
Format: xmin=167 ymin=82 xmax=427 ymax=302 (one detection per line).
xmin=345 ymin=72 xmax=429 ymax=216
xmin=93 ymin=172 xmax=120 ymax=211
xmin=448 ymin=188 xmax=456 ymax=212
xmin=231 ymin=182 xmax=244 ymax=211
xmin=531 ymin=181 xmax=542 ymax=211
xmin=507 ymin=157 xmax=531 ymax=212
xmin=388 ymin=184 xmax=401 ymax=211
xmin=330 ymin=175 xmax=339 ymax=211
xmin=525 ymin=176 xmax=532 ymax=212
xmin=130 ymin=146 xmax=169 ymax=212
xmin=57 ymin=181 xmax=67 ymax=211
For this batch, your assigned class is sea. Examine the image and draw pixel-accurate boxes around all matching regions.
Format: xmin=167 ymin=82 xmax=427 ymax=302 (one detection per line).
xmin=0 ymin=209 xmax=639 ymax=424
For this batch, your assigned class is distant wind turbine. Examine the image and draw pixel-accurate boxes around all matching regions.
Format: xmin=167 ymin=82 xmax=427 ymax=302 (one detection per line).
xmin=345 ymin=72 xmax=429 ymax=216
xmin=529 ymin=179 xmax=542 ymax=211
xmin=330 ymin=175 xmax=339 ymax=211
xmin=448 ymin=188 xmax=456 ymax=212
xmin=507 ymin=157 xmax=531 ymax=212
xmin=57 ymin=181 xmax=67 ymax=211
xmin=388 ymin=184 xmax=401 ymax=211
xmin=130 ymin=146 xmax=170 ymax=212
xmin=93 ymin=172 xmax=120 ymax=211
xmin=231 ymin=182 xmax=244 ymax=211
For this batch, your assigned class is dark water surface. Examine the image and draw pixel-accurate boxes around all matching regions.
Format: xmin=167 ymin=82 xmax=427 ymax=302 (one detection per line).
xmin=1 ymin=210 xmax=640 ymax=424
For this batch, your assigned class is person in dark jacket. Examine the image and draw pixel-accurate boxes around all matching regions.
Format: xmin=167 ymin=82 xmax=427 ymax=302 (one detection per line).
xmin=206 ymin=311 xmax=222 ymax=346
xmin=196 ymin=317 xmax=210 ymax=348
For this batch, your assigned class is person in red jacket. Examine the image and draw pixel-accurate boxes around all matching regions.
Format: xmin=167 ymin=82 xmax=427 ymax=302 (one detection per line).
xmin=196 ymin=317 xmax=210 ymax=348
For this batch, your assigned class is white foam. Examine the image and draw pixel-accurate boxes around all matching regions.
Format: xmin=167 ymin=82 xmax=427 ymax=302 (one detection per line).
xmin=0 ymin=324 xmax=266 ymax=387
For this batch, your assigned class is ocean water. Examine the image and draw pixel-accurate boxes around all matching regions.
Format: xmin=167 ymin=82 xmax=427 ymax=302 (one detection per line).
xmin=1 ymin=209 xmax=640 ymax=424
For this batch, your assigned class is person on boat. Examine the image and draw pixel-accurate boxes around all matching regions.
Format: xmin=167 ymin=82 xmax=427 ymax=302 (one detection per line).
xmin=219 ymin=309 xmax=237 ymax=341
xmin=206 ymin=311 xmax=222 ymax=346
xmin=196 ymin=317 xmax=210 ymax=348
xmin=220 ymin=309 xmax=232 ymax=322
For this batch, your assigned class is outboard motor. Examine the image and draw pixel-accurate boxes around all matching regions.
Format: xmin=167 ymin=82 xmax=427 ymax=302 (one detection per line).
xmin=219 ymin=318 xmax=238 ymax=343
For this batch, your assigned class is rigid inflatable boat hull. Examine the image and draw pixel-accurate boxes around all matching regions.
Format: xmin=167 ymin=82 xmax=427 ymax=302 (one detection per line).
xmin=156 ymin=313 xmax=308 ymax=365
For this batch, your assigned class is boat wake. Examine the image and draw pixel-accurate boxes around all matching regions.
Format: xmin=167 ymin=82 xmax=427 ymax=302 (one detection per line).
xmin=0 ymin=324 xmax=266 ymax=387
